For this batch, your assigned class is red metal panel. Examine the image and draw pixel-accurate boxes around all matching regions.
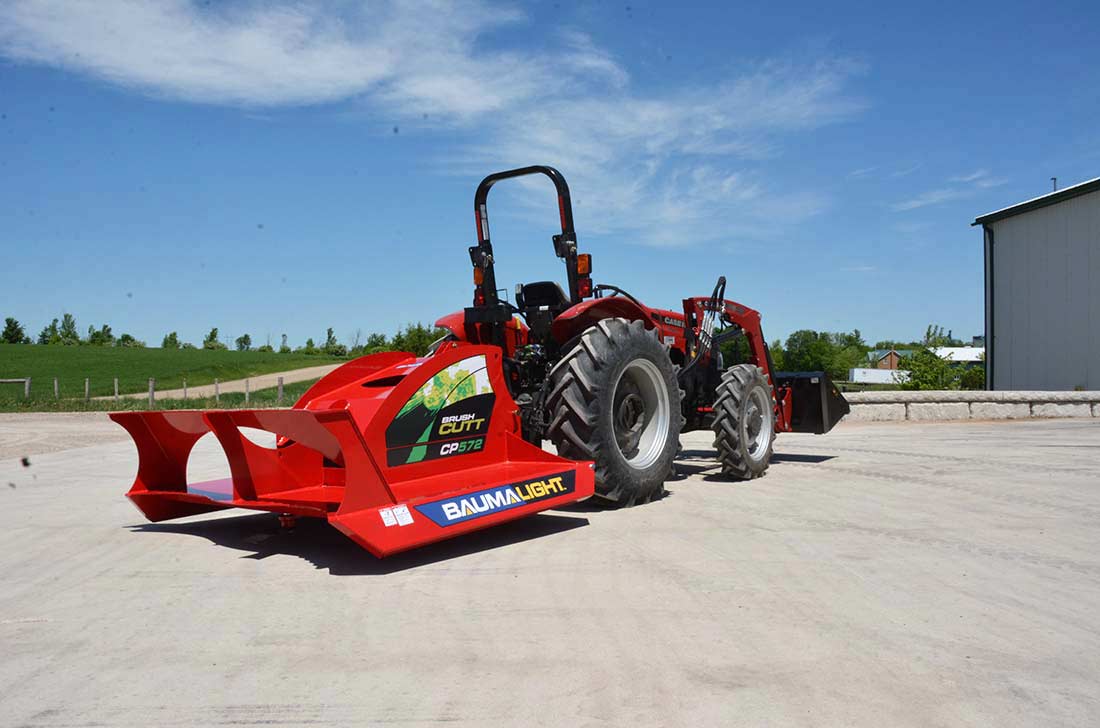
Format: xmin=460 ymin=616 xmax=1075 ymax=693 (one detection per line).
xmin=550 ymin=296 xmax=656 ymax=343
xmin=111 ymin=346 xmax=594 ymax=558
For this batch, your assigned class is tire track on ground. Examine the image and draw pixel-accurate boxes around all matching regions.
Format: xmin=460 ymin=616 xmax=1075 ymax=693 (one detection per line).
xmin=777 ymin=458 xmax=1100 ymax=520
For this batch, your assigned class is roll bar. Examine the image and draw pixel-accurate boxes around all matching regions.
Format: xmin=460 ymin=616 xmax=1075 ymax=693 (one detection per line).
xmin=469 ymin=166 xmax=581 ymax=306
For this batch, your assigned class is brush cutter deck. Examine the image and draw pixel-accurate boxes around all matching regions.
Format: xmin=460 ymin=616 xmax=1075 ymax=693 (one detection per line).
xmin=112 ymin=345 xmax=595 ymax=557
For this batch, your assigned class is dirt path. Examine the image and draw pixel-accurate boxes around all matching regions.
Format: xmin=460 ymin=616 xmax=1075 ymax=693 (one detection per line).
xmin=99 ymin=363 xmax=343 ymax=401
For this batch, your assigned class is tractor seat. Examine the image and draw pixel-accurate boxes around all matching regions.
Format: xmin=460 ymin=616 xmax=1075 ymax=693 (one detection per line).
xmin=517 ymin=281 xmax=569 ymax=311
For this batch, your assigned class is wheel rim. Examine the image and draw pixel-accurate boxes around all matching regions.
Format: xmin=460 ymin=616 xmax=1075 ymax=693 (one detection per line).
xmin=742 ymin=387 xmax=773 ymax=462
xmin=611 ymin=359 xmax=670 ymax=470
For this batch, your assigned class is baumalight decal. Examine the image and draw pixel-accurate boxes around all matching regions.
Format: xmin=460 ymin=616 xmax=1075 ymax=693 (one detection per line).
xmin=384 ymin=355 xmax=496 ymax=465
xmin=414 ymin=471 xmax=577 ymax=526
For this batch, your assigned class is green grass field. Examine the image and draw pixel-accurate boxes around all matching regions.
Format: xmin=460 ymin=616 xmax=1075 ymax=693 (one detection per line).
xmin=0 ymin=376 xmax=321 ymax=413
xmin=0 ymin=345 xmax=342 ymax=399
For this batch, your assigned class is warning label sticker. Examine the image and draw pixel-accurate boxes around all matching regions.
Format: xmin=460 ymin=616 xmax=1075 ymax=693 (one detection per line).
xmin=378 ymin=505 xmax=413 ymax=527
xmin=393 ymin=505 xmax=414 ymax=526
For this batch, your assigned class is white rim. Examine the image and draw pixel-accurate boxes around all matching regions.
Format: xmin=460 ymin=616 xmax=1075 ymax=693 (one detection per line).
xmin=611 ymin=358 xmax=671 ymax=470
xmin=742 ymin=386 xmax=773 ymax=462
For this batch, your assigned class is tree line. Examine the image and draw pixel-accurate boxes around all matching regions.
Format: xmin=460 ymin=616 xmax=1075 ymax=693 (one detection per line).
xmin=2 ymin=314 xmax=146 ymax=348
xmin=2 ymin=315 xmax=447 ymax=358
xmin=5 ymin=313 xmax=983 ymax=389
xmin=722 ymin=324 xmax=984 ymax=390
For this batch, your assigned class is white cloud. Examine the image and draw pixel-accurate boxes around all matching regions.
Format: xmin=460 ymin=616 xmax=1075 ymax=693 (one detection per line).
xmin=890 ymin=163 xmax=922 ymax=178
xmin=950 ymin=169 xmax=988 ymax=183
xmin=891 ymin=187 xmax=961 ymax=211
xmin=460 ymin=59 xmax=862 ymax=245
xmin=0 ymin=0 xmax=866 ymax=246
xmin=950 ymin=169 xmax=1008 ymax=188
xmin=892 ymin=168 xmax=1008 ymax=212
xmin=0 ymin=1 xmax=399 ymax=106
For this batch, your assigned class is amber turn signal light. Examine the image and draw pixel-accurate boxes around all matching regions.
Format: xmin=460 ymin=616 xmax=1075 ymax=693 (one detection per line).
xmin=577 ymin=253 xmax=592 ymax=276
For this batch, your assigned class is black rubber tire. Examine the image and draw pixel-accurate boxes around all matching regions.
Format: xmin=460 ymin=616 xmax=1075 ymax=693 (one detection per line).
xmin=712 ymin=364 xmax=775 ymax=479
xmin=546 ymin=318 xmax=683 ymax=506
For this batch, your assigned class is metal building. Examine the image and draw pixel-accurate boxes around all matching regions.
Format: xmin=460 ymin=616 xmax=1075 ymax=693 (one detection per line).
xmin=973 ymin=177 xmax=1100 ymax=390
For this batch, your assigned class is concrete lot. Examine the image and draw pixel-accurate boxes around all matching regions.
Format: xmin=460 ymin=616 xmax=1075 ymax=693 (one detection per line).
xmin=1 ymin=415 xmax=1099 ymax=727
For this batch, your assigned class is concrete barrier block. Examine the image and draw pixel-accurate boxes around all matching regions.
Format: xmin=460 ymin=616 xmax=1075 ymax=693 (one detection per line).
xmin=970 ymin=402 xmax=1031 ymax=420
xmin=848 ymin=403 xmax=906 ymax=422
xmin=907 ymin=402 xmax=971 ymax=421
xmin=1031 ymin=403 xmax=1093 ymax=418
xmin=1094 ymin=403 xmax=1100 ymax=418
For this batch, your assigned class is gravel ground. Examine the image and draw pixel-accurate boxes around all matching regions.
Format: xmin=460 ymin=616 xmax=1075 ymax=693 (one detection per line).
xmin=0 ymin=412 xmax=130 ymax=459
xmin=1 ymin=417 xmax=1099 ymax=727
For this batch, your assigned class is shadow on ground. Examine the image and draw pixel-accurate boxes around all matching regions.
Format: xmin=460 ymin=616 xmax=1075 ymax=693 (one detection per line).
xmin=771 ymin=453 xmax=836 ymax=464
xmin=679 ymin=449 xmax=835 ymax=465
xmin=130 ymin=511 xmax=589 ymax=575
xmin=680 ymin=448 xmax=837 ymax=482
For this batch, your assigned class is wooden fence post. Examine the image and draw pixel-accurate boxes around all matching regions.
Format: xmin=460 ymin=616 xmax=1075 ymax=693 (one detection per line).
xmin=148 ymin=378 xmax=155 ymax=408
xmin=114 ymin=377 xmax=119 ymax=404
xmin=277 ymin=376 xmax=284 ymax=405
xmin=215 ymin=378 xmax=220 ymax=405
xmin=183 ymin=378 xmax=188 ymax=400
xmin=25 ymin=377 xmax=31 ymax=399
xmin=54 ymin=377 xmax=59 ymax=399
xmin=245 ymin=379 xmax=250 ymax=405
xmin=84 ymin=378 xmax=90 ymax=402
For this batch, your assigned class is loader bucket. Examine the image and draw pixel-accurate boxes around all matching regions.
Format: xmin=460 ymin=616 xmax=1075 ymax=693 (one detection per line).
xmin=774 ymin=371 xmax=850 ymax=434
xmin=111 ymin=345 xmax=595 ymax=558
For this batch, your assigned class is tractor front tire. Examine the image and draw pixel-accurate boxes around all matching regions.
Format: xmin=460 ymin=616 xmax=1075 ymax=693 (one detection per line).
xmin=547 ymin=318 xmax=682 ymax=506
xmin=712 ymin=364 xmax=775 ymax=479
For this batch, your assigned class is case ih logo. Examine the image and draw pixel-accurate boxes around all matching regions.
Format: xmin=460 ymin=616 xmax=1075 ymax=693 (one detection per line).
xmin=415 ymin=471 xmax=576 ymax=526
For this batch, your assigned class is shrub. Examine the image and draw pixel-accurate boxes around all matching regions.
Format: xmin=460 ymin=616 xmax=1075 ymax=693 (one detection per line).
xmin=2 ymin=317 xmax=30 ymax=344
xmin=203 ymin=327 xmax=227 ymax=351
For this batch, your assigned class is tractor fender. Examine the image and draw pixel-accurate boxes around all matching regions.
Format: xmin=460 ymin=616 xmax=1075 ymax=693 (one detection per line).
xmin=435 ymin=310 xmax=529 ymax=353
xmin=551 ymin=297 xmax=655 ymax=344
xmin=435 ymin=311 xmax=474 ymax=342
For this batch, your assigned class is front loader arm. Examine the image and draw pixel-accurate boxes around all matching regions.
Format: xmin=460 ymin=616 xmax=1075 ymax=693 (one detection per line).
xmin=681 ymin=277 xmax=794 ymax=432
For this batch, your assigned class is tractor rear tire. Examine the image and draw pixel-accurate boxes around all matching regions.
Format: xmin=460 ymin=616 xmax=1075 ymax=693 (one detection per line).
xmin=712 ymin=364 xmax=775 ymax=479
xmin=547 ymin=318 xmax=683 ymax=506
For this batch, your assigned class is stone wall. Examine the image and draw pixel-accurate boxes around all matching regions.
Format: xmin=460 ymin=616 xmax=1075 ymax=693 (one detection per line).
xmin=843 ymin=391 xmax=1100 ymax=422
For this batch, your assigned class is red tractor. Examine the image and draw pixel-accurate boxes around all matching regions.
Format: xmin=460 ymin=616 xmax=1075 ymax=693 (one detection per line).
xmin=434 ymin=165 xmax=849 ymax=506
xmin=112 ymin=166 xmax=847 ymax=557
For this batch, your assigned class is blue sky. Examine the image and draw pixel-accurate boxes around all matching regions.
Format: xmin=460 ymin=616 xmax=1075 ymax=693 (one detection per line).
xmin=1 ymin=0 xmax=1098 ymax=349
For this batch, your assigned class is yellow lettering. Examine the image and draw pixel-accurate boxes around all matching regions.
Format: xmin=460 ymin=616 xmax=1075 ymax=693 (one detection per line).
xmin=439 ymin=418 xmax=485 ymax=436
xmin=509 ymin=477 xmax=568 ymax=502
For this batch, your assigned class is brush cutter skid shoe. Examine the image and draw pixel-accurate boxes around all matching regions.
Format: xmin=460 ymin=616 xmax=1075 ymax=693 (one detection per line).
xmin=111 ymin=344 xmax=595 ymax=558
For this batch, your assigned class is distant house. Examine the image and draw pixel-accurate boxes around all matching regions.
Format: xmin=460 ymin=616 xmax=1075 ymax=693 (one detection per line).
xmin=849 ymin=368 xmax=911 ymax=384
xmin=867 ymin=349 xmax=915 ymax=370
xmin=930 ymin=347 xmax=985 ymax=365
